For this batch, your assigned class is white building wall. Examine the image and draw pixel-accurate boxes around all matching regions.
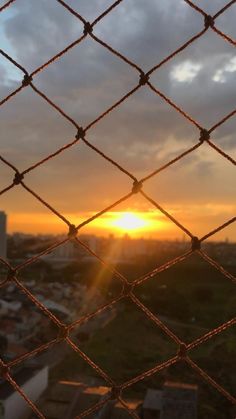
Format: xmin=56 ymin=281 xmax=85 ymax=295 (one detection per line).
xmin=2 ymin=366 xmax=48 ymax=419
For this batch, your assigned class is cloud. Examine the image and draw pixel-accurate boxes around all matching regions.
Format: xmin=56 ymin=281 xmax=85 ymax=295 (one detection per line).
xmin=213 ymin=56 xmax=236 ymax=83
xmin=0 ymin=0 xmax=235 ymax=226
xmin=171 ymin=61 xmax=202 ymax=83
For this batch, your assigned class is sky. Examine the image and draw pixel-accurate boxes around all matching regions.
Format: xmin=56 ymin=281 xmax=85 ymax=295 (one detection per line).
xmin=0 ymin=0 xmax=235 ymax=240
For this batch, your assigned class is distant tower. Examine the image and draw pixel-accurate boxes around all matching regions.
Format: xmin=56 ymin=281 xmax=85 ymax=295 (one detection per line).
xmin=0 ymin=211 xmax=7 ymax=259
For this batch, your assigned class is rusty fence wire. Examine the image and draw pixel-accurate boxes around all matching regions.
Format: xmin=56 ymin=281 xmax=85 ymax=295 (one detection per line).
xmin=0 ymin=0 xmax=235 ymax=417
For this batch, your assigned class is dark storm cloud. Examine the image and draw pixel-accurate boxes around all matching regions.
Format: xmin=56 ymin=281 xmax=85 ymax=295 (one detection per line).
xmin=0 ymin=0 xmax=235 ymax=213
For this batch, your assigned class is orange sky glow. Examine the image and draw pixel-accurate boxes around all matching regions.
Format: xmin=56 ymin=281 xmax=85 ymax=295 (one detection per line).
xmin=0 ymin=1 xmax=235 ymax=246
xmin=6 ymin=205 xmax=236 ymax=241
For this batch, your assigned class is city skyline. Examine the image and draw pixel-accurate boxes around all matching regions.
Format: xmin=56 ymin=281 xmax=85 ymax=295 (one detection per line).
xmin=3 ymin=208 xmax=236 ymax=241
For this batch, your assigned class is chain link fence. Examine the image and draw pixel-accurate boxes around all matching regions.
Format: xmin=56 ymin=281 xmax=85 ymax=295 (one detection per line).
xmin=0 ymin=0 xmax=235 ymax=417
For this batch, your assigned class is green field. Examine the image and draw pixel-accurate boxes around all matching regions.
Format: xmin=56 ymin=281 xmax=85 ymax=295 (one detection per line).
xmin=52 ymin=256 xmax=236 ymax=418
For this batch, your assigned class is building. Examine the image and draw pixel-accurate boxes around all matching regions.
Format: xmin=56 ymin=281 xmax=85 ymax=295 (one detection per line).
xmin=161 ymin=382 xmax=198 ymax=419
xmin=143 ymin=388 xmax=163 ymax=418
xmin=0 ymin=211 xmax=7 ymax=260
xmin=42 ymin=235 xmax=98 ymax=266
xmin=42 ymin=241 xmax=79 ymax=265
xmin=0 ymin=365 xmax=48 ymax=419
xmin=34 ymin=382 xmax=141 ymax=418
xmin=31 ymin=381 xmax=81 ymax=419
xmin=142 ymin=382 xmax=198 ymax=419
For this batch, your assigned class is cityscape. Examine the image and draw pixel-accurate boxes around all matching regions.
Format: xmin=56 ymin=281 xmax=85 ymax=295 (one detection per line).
xmin=0 ymin=210 xmax=235 ymax=418
xmin=0 ymin=0 xmax=235 ymax=417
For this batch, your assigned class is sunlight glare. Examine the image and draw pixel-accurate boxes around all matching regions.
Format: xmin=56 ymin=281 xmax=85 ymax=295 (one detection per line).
xmin=111 ymin=212 xmax=149 ymax=231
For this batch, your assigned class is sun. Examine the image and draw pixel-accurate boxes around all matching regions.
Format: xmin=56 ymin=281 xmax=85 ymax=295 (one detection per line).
xmin=111 ymin=212 xmax=148 ymax=232
xmin=89 ymin=211 xmax=165 ymax=237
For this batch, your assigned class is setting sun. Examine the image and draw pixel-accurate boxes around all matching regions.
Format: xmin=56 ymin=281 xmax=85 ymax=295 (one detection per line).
xmin=111 ymin=212 xmax=148 ymax=231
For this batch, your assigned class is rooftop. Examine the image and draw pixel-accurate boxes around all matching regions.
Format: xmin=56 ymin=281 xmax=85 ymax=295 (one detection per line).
xmin=0 ymin=366 xmax=46 ymax=401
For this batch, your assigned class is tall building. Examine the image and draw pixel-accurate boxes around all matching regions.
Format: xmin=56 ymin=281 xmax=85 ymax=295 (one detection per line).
xmin=0 ymin=211 xmax=7 ymax=260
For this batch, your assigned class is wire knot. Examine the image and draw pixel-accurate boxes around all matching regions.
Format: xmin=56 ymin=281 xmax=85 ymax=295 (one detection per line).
xmin=7 ymin=268 xmax=16 ymax=281
xmin=110 ymin=386 xmax=121 ymax=400
xmin=191 ymin=236 xmax=201 ymax=251
xmin=132 ymin=179 xmax=142 ymax=194
xmin=122 ymin=281 xmax=134 ymax=297
xmin=22 ymin=74 xmax=33 ymax=87
xmin=199 ymin=129 xmax=210 ymax=143
xmin=13 ymin=172 xmax=24 ymax=185
xmin=68 ymin=224 xmax=78 ymax=239
xmin=58 ymin=325 xmax=69 ymax=340
xmin=83 ymin=21 xmax=93 ymax=36
xmin=139 ymin=72 xmax=149 ymax=86
xmin=76 ymin=127 xmax=85 ymax=140
xmin=204 ymin=15 xmax=214 ymax=29
xmin=178 ymin=343 xmax=188 ymax=359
